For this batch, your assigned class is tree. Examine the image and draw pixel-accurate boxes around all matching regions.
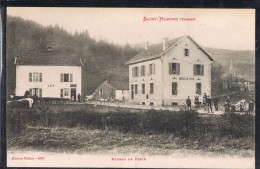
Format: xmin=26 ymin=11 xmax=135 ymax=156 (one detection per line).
xmin=211 ymin=62 xmax=225 ymax=95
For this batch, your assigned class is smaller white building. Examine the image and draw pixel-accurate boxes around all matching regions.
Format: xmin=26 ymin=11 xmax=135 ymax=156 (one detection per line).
xmin=92 ymin=80 xmax=129 ymax=101
xmin=15 ymin=49 xmax=82 ymax=101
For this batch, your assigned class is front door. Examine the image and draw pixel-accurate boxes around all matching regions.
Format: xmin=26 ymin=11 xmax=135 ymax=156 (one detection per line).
xmin=70 ymin=88 xmax=76 ymax=101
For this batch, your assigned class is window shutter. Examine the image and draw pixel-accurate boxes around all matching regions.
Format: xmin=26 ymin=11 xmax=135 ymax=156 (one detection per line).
xmin=29 ymin=73 xmax=32 ymax=82
xmin=132 ymin=67 xmax=134 ymax=77
xmin=39 ymin=89 xmax=42 ymax=98
xmin=143 ymin=66 xmax=145 ymax=76
xmin=193 ymin=65 xmax=197 ymax=76
xmin=201 ymin=65 xmax=204 ymax=76
xmin=70 ymin=74 xmax=73 ymax=82
xmin=169 ymin=63 xmax=172 ymax=74
xmin=39 ymin=73 xmax=42 ymax=82
xmin=29 ymin=88 xmax=32 ymax=95
xmin=172 ymin=83 xmax=174 ymax=95
xmin=137 ymin=67 xmax=139 ymax=77
xmin=177 ymin=63 xmax=180 ymax=75
xmin=60 ymin=74 xmax=63 ymax=82
xmin=153 ymin=64 xmax=156 ymax=75
xmin=60 ymin=89 xmax=63 ymax=97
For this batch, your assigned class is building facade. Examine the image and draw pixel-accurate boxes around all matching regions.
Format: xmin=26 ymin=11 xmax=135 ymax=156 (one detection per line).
xmin=92 ymin=80 xmax=129 ymax=101
xmin=126 ymin=35 xmax=214 ymax=106
xmin=15 ymin=50 xmax=82 ymax=101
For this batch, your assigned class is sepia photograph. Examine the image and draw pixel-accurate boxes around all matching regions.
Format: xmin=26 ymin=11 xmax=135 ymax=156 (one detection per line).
xmin=5 ymin=7 xmax=255 ymax=168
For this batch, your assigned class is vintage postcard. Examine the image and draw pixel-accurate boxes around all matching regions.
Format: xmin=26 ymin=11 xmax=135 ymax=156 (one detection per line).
xmin=6 ymin=7 xmax=255 ymax=168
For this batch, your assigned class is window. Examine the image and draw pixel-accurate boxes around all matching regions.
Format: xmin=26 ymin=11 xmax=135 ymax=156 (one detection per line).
xmin=196 ymin=83 xmax=202 ymax=95
xmin=193 ymin=64 xmax=204 ymax=76
xmin=150 ymin=83 xmax=154 ymax=94
xmin=141 ymin=65 xmax=146 ymax=76
xmin=132 ymin=66 xmax=139 ymax=77
xmin=171 ymin=102 xmax=178 ymax=106
xmin=135 ymin=84 xmax=138 ymax=94
xmin=60 ymin=88 xmax=69 ymax=97
xmin=29 ymin=72 xmax=42 ymax=82
xmin=64 ymin=88 xmax=69 ymax=96
xmin=172 ymin=82 xmax=177 ymax=95
xmin=99 ymin=89 xmax=103 ymax=97
xmin=184 ymin=48 xmax=189 ymax=56
xmin=142 ymin=84 xmax=145 ymax=94
xmin=142 ymin=102 xmax=145 ymax=105
xmin=149 ymin=63 xmax=156 ymax=75
xmin=29 ymin=88 xmax=42 ymax=97
xmin=61 ymin=73 xmax=73 ymax=82
xmin=169 ymin=63 xmax=180 ymax=75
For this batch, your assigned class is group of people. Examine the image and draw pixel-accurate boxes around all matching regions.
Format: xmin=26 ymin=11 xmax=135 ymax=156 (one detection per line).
xmin=224 ymin=98 xmax=255 ymax=114
xmin=185 ymin=93 xmax=255 ymax=114
xmin=185 ymin=93 xmax=219 ymax=113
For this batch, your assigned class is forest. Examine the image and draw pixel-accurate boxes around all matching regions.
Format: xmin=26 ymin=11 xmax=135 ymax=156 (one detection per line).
xmin=6 ymin=16 xmax=255 ymax=97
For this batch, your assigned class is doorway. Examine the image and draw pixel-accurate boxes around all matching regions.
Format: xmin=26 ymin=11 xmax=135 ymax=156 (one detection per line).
xmin=70 ymin=88 xmax=76 ymax=101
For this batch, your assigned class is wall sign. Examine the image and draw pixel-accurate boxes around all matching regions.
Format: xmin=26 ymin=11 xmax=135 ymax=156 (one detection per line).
xmin=179 ymin=77 xmax=195 ymax=80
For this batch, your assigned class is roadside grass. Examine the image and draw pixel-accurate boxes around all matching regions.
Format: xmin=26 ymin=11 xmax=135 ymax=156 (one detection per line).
xmin=8 ymin=126 xmax=254 ymax=157
xmin=7 ymin=104 xmax=255 ymax=157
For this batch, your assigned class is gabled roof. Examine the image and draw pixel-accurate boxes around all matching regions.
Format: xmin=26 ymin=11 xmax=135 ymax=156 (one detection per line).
xmin=97 ymin=80 xmax=129 ymax=91
xmin=16 ymin=50 xmax=82 ymax=66
xmin=109 ymin=80 xmax=129 ymax=90
xmin=126 ymin=35 xmax=214 ymax=65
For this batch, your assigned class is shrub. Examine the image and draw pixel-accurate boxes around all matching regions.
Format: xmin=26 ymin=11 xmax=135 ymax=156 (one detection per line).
xmin=6 ymin=105 xmax=254 ymax=141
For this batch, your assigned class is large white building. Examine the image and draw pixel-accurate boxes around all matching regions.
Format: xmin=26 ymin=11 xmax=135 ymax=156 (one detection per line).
xmin=15 ymin=49 xmax=82 ymax=101
xmin=126 ymin=35 xmax=214 ymax=106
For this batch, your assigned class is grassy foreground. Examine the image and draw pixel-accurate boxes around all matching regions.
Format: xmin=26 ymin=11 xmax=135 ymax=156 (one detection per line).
xmin=7 ymin=104 xmax=255 ymax=156
xmin=8 ymin=126 xmax=254 ymax=157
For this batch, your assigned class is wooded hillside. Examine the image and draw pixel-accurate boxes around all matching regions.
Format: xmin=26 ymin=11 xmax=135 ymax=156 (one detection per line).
xmin=6 ymin=16 xmax=255 ymax=96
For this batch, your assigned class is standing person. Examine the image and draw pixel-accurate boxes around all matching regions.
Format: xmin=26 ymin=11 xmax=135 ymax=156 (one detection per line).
xmin=77 ymin=93 xmax=81 ymax=102
xmin=240 ymin=102 xmax=244 ymax=112
xmin=207 ymin=95 xmax=213 ymax=113
xmin=248 ymin=100 xmax=254 ymax=114
xmin=224 ymin=102 xmax=231 ymax=113
xmin=203 ymin=93 xmax=207 ymax=112
xmin=212 ymin=94 xmax=219 ymax=111
xmin=186 ymin=96 xmax=192 ymax=110
xmin=194 ymin=94 xmax=199 ymax=108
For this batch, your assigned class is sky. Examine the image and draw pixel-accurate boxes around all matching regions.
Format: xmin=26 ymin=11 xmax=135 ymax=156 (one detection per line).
xmin=8 ymin=7 xmax=255 ymax=50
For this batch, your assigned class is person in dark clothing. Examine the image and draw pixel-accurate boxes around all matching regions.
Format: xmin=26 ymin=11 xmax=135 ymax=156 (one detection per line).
xmin=203 ymin=93 xmax=207 ymax=111
xmin=240 ymin=102 xmax=244 ymax=112
xmin=77 ymin=93 xmax=81 ymax=102
xmin=24 ymin=90 xmax=30 ymax=98
xmin=224 ymin=102 xmax=231 ymax=113
xmin=212 ymin=94 xmax=219 ymax=111
xmin=207 ymin=95 xmax=213 ymax=113
xmin=194 ymin=94 xmax=199 ymax=108
xmin=248 ymin=100 xmax=254 ymax=114
xmin=186 ymin=96 xmax=192 ymax=110
xmin=231 ymin=104 xmax=236 ymax=112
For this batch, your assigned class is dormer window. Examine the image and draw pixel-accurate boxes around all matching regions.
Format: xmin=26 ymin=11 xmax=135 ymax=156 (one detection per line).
xmin=184 ymin=48 xmax=189 ymax=56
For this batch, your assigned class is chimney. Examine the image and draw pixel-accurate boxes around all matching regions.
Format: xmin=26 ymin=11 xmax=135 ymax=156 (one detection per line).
xmin=163 ymin=37 xmax=169 ymax=51
xmin=144 ymin=41 xmax=149 ymax=50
